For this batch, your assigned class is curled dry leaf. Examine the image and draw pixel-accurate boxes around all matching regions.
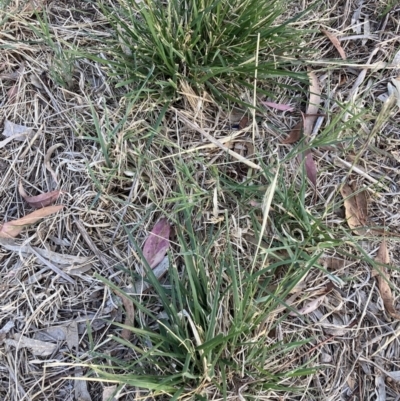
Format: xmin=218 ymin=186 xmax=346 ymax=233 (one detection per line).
xmin=321 ymin=29 xmax=347 ymax=60
xmin=45 ymin=143 xmax=63 ymax=184
xmin=0 ymin=205 xmax=64 ymax=238
xmin=375 ymin=241 xmax=400 ymax=320
xmin=142 ymin=218 xmax=171 ymax=269
xmin=289 ymin=294 xmax=326 ymax=316
xmin=282 ymin=121 xmax=303 ymax=144
xmin=19 ymin=182 xmax=63 ymax=208
xmin=340 ymin=183 xmax=370 ymax=234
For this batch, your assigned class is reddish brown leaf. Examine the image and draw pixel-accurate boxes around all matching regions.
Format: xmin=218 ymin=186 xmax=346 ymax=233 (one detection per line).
xmin=321 ymin=29 xmax=347 ymax=60
xmin=375 ymin=241 xmax=400 ymax=320
xmin=19 ymin=182 xmax=63 ymax=209
xmin=239 ymin=116 xmax=249 ymax=129
xmin=0 ymin=205 xmax=64 ymax=238
xmin=142 ymin=218 xmax=170 ymax=268
xmin=282 ymin=121 xmax=303 ymax=144
xmin=304 ymin=151 xmax=317 ymax=187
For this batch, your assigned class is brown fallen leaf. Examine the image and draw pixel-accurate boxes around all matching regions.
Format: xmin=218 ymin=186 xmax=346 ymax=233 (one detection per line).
xmin=45 ymin=143 xmax=63 ymax=184
xmin=375 ymin=241 xmax=400 ymax=320
xmin=340 ymin=183 xmax=369 ymax=235
xmin=118 ymin=218 xmax=171 ymax=341
xmin=321 ymin=29 xmax=347 ymax=60
xmin=304 ymin=150 xmax=317 ymax=187
xmin=143 ymin=218 xmax=171 ymax=269
xmin=19 ymin=182 xmax=63 ymax=208
xmin=0 ymin=205 xmax=64 ymax=238
xmin=340 ymin=183 xmax=400 ymax=237
xmin=282 ymin=120 xmax=303 ymax=144
xmin=239 ymin=116 xmax=249 ymax=129
xmin=289 ymin=294 xmax=326 ymax=316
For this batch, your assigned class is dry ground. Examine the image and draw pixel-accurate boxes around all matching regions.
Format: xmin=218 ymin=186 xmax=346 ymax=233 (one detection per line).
xmin=1 ymin=0 xmax=400 ymax=400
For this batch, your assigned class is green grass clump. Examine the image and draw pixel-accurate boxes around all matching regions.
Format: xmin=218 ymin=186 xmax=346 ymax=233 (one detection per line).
xmin=86 ymin=160 xmax=332 ymax=400
xmin=101 ymin=0 xmax=309 ymax=102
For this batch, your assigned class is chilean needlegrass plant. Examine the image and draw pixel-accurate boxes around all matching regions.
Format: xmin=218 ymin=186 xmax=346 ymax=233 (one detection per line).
xmin=85 ymin=158 xmax=342 ymax=400
xmin=97 ymin=0 xmax=311 ymax=103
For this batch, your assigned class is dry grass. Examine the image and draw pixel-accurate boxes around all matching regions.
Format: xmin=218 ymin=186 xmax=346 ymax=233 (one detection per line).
xmin=1 ymin=0 xmax=400 ymax=400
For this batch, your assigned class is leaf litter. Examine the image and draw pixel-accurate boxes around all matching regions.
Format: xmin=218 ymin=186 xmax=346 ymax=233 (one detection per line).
xmin=340 ymin=183 xmax=369 ymax=235
xmin=321 ymin=29 xmax=347 ymax=60
xmin=0 ymin=205 xmax=64 ymax=238
xmin=2 ymin=1 xmax=400 ymax=399
xmin=119 ymin=219 xmax=171 ymax=340
xmin=282 ymin=71 xmax=321 ymax=187
xmin=142 ymin=218 xmax=171 ymax=269
xmin=19 ymin=182 xmax=63 ymax=208
xmin=340 ymin=183 xmax=400 ymax=237
xmin=0 ymin=121 xmax=34 ymax=148
xmin=374 ymin=241 xmax=400 ymax=320
xmin=282 ymin=120 xmax=303 ymax=144
xmin=5 ymin=333 xmax=57 ymax=357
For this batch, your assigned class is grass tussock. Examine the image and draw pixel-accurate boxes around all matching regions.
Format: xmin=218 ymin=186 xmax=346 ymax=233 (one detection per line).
xmin=97 ymin=0 xmax=310 ymax=102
